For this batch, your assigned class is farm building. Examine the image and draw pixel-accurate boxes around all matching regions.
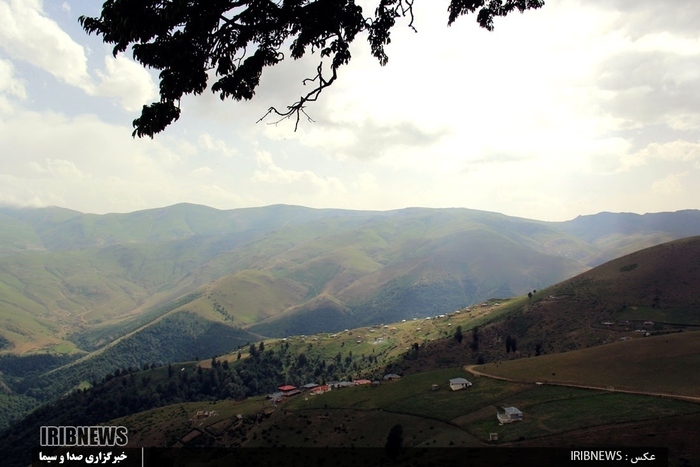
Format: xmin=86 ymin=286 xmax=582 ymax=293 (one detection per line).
xmin=354 ymin=379 xmax=372 ymax=386
xmin=278 ymin=385 xmax=301 ymax=397
xmin=329 ymin=381 xmax=354 ymax=388
xmin=383 ymin=373 xmax=402 ymax=381
xmin=449 ymin=378 xmax=472 ymax=391
xmin=310 ymin=385 xmax=331 ymax=395
xmin=497 ymin=406 xmax=523 ymax=424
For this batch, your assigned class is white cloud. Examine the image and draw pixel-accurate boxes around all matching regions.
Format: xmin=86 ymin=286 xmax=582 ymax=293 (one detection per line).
xmin=93 ymin=55 xmax=158 ymax=111
xmin=0 ymin=0 xmax=157 ymax=112
xmin=198 ymin=132 xmax=238 ymax=157
xmin=252 ymin=150 xmax=347 ymax=196
xmin=1 ymin=0 xmax=699 ymax=221
xmin=621 ymin=140 xmax=700 ymax=170
xmin=0 ymin=109 xmax=191 ymax=212
xmin=652 ymin=172 xmax=688 ymax=197
xmin=198 ymin=184 xmax=255 ymax=206
xmin=0 ymin=58 xmax=26 ymax=113
xmin=0 ymin=0 xmax=91 ymax=89
xmin=192 ymin=166 xmax=214 ymax=176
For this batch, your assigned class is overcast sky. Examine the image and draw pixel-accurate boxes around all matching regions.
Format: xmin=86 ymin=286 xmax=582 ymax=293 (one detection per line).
xmin=1 ymin=0 xmax=699 ymax=221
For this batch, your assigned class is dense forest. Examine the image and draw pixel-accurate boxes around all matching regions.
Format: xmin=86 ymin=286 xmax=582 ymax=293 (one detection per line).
xmin=0 ymin=337 xmax=385 ymax=466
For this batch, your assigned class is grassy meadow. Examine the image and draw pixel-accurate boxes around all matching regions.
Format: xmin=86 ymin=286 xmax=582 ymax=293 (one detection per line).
xmin=473 ymin=330 xmax=700 ymax=397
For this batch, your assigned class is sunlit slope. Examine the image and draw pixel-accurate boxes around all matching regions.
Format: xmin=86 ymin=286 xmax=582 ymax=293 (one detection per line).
xmin=1 ymin=204 xmax=699 ymax=355
xmin=173 ymin=211 xmax=591 ymax=336
xmin=475 ymin=235 xmax=700 ymax=358
xmin=473 ymin=330 xmax=700 ymax=397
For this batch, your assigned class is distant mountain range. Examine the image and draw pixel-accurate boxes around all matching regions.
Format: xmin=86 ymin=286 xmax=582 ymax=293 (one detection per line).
xmin=0 ymin=203 xmax=698 ymax=415
xmin=1 ymin=204 xmax=699 ymax=357
xmin=2 ymin=234 xmax=699 ymax=467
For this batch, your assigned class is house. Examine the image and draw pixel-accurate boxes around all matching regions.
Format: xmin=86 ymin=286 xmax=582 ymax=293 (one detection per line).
xmin=497 ymin=406 xmax=523 ymax=424
xmin=278 ymin=385 xmax=301 ymax=397
xmin=383 ymin=373 xmax=401 ymax=381
xmin=267 ymin=392 xmax=284 ymax=402
xmin=449 ymin=378 xmax=472 ymax=391
xmin=329 ymin=381 xmax=354 ymax=388
xmin=301 ymin=383 xmax=319 ymax=391
xmin=354 ymin=379 xmax=372 ymax=386
xmin=310 ymin=385 xmax=331 ymax=395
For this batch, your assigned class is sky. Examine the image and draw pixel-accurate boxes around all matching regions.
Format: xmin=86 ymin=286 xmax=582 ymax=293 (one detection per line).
xmin=0 ymin=0 xmax=699 ymax=222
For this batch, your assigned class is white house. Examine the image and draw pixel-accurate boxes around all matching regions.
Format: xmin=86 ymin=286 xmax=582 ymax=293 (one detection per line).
xmin=497 ymin=406 xmax=523 ymax=424
xmin=449 ymin=378 xmax=472 ymax=391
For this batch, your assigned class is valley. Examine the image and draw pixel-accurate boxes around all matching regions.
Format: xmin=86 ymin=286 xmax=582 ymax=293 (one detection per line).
xmin=1 ymin=205 xmax=699 ymax=466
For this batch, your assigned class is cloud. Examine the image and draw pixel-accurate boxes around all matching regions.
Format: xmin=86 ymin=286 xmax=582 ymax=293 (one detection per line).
xmin=192 ymin=166 xmax=214 ymax=176
xmin=0 ymin=0 xmax=157 ymax=112
xmin=0 ymin=58 xmax=26 ymax=113
xmin=605 ymin=0 xmax=700 ymax=38
xmin=624 ymin=140 xmax=700 ymax=170
xmin=596 ymin=49 xmax=700 ymax=129
xmin=0 ymin=109 xmax=191 ymax=212
xmin=652 ymin=172 xmax=688 ymax=197
xmin=252 ymin=150 xmax=347 ymax=196
xmin=0 ymin=0 xmax=91 ymax=89
xmin=93 ymin=55 xmax=158 ymax=111
xmin=198 ymin=184 xmax=256 ymax=206
xmin=198 ymin=132 xmax=238 ymax=157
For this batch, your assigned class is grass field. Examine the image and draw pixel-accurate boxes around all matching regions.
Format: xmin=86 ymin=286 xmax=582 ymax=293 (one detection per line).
xmin=473 ymin=331 xmax=700 ymax=397
xmin=282 ymin=366 xmax=700 ymax=445
xmin=465 ymin=389 xmax=699 ymax=443
xmin=616 ymin=306 xmax=700 ymax=325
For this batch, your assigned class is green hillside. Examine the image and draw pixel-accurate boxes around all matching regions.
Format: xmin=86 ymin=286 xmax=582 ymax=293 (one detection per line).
xmin=2 ymin=204 xmax=698 ymax=357
xmin=3 ymin=235 xmax=700 ymax=465
xmin=473 ymin=330 xmax=700 ymax=397
xmin=0 ymin=205 xmax=699 ymax=449
xmin=465 ymin=236 xmax=700 ymax=359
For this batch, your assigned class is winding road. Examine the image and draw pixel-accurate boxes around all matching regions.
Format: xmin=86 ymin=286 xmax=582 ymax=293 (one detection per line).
xmin=464 ymin=365 xmax=700 ymax=403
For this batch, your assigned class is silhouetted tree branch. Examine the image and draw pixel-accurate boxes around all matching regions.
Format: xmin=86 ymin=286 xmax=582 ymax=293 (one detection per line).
xmin=79 ymin=0 xmax=545 ymax=137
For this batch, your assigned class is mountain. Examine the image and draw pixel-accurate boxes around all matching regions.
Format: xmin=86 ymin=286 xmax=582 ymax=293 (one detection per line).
xmin=3 ymin=237 xmax=700 ymax=467
xmin=0 ymin=204 xmax=699 ymax=430
xmin=1 ymin=204 xmax=698 ymax=357
xmin=556 ymin=210 xmax=700 ymax=265
xmin=471 ymin=235 xmax=700 ymax=359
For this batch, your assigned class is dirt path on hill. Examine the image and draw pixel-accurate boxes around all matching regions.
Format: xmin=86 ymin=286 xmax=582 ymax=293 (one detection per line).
xmin=464 ymin=365 xmax=700 ymax=403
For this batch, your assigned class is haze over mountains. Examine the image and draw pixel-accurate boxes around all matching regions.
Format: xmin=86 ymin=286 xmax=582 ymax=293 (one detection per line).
xmin=3 ymin=234 xmax=700 ymax=467
xmin=2 ymin=203 xmax=700 ymax=466
xmin=1 ymin=203 xmax=700 ymax=360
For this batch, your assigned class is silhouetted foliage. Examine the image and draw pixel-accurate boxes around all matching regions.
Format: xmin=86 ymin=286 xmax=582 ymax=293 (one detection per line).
xmin=469 ymin=326 xmax=480 ymax=352
xmin=454 ymin=325 xmax=463 ymax=344
xmin=385 ymin=423 xmax=403 ymax=459
xmin=79 ymin=0 xmax=545 ymax=137
xmin=505 ymin=335 xmax=517 ymax=353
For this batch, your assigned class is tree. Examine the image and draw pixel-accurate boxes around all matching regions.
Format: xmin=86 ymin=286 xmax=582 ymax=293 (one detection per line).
xmin=385 ymin=423 xmax=403 ymax=459
xmin=469 ymin=325 xmax=479 ymax=352
xmin=454 ymin=325 xmax=463 ymax=344
xmin=79 ymin=0 xmax=545 ymax=138
xmin=505 ymin=335 xmax=517 ymax=352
